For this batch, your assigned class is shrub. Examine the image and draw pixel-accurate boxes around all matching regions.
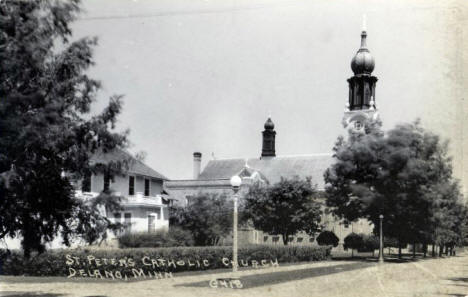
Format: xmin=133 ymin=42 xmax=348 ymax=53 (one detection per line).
xmin=0 ymin=245 xmax=331 ymax=276
xmin=343 ymin=233 xmax=364 ymax=251
xmin=316 ymin=231 xmax=339 ymax=247
xmin=166 ymin=226 xmax=195 ymax=247
xmin=360 ymin=235 xmax=379 ymax=252
xmin=118 ymin=227 xmax=194 ymax=248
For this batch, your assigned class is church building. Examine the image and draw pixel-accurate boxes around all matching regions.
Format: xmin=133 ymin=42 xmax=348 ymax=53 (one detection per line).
xmin=166 ymin=23 xmax=378 ymax=248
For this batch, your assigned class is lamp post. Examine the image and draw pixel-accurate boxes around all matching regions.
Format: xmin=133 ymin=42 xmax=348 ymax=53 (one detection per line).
xmin=230 ymin=175 xmax=242 ymax=273
xmin=379 ymin=214 xmax=384 ymax=263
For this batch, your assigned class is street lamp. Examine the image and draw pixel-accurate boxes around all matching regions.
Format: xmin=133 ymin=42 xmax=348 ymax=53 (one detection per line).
xmin=230 ymin=175 xmax=242 ymax=273
xmin=379 ymin=214 xmax=384 ymax=263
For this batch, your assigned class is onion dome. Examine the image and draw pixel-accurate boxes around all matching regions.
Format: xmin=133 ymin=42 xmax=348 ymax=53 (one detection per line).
xmin=351 ymin=30 xmax=375 ymax=75
xmin=264 ymin=117 xmax=274 ymax=130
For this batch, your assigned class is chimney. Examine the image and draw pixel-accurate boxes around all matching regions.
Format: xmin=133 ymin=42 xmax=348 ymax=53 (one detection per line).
xmin=193 ymin=152 xmax=202 ymax=179
xmin=261 ymin=117 xmax=276 ymax=158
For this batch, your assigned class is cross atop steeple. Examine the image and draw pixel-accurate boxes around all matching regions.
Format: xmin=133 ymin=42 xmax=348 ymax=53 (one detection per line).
xmin=362 ymin=14 xmax=367 ymax=32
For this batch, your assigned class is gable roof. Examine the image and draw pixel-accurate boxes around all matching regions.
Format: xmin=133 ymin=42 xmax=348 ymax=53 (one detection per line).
xmin=198 ymin=154 xmax=334 ymax=190
xmin=90 ymin=149 xmax=169 ymax=180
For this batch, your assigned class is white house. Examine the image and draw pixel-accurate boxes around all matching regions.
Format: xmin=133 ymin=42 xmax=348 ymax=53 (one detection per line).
xmin=1 ymin=150 xmax=171 ymax=250
xmin=81 ymin=149 xmax=171 ymax=237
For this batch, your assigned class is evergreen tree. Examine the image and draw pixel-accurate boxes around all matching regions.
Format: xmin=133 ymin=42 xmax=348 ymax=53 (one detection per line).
xmin=0 ymin=0 xmax=128 ymax=256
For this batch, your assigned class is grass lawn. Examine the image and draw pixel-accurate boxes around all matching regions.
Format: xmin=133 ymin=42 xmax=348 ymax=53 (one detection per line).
xmin=0 ymin=259 xmax=339 ymax=284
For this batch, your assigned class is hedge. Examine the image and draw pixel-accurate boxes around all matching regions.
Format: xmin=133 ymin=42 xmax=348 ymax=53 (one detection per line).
xmin=0 ymin=245 xmax=331 ymax=277
xmin=118 ymin=227 xmax=195 ymax=248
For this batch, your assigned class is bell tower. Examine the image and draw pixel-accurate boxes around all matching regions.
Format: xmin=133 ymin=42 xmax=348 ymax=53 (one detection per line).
xmin=343 ymin=15 xmax=380 ymax=132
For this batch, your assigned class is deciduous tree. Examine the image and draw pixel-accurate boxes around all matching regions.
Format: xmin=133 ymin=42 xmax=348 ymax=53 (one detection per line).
xmin=243 ymin=177 xmax=322 ymax=245
xmin=170 ymin=193 xmax=232 ymax=246
xmin=343 ymin=232 xmax=363 ymax=257
xmin=325 ymin=119 xmax=464 ymax=258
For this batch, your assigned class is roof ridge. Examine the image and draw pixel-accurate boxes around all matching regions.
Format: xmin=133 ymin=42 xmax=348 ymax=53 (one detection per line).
xmin=167 ymin=178 xmax=230 ymax=182
xmin=207 ymin=157 xmax=250 ymax=161
xmin=274 ymin=153 xmax=333 ymax=158
xmin=206 ymin=153 xmax=333 ymax=162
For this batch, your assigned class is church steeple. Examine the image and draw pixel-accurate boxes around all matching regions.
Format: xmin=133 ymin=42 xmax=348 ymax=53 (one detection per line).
xmin=343 ymin=15 xmax=380 ymax=132
xmin=261 ymin=117 xmax=276 ymax=158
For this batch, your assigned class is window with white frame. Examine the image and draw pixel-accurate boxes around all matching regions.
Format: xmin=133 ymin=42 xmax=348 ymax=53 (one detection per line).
xmin=103 ymin=171 xmax=113 ymax=192
xmin=128 ymin=176 xmax=135 ymax=196
xmin=144 ymin=178 xmax=150 ymax=196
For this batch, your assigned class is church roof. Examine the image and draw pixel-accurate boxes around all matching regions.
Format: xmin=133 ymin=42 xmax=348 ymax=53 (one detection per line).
xmin=198 ymin=154 xmax=334 ymax=190
xmin=91 ymin=149 xmax=169 ymax=180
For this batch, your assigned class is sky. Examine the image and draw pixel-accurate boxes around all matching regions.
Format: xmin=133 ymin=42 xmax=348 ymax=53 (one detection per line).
xmin=71 ymin=0 xmax=465 ymax=182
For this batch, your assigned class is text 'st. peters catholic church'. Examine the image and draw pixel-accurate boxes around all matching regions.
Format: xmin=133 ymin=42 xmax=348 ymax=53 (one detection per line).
xmin=166 ymin=21 xmax=379 ymax=248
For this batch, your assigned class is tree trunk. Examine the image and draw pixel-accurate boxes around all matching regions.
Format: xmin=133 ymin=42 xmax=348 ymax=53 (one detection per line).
xmin=431 ymin=244 xmax=435 ymax=257
xmin=283 ymin=234 xmax=288 ymax=245
xmin=423 ymin=243 xmax=427 ymax=258
xmin=351 ymin=248 xmax=354 ymax=258
xmin=398 ymin=242 xmax=402 ymax=259
xmin=412 ymin=242 xmax=416 ymax=258
xmin=439 ymin=245 xmax=443 ymax=257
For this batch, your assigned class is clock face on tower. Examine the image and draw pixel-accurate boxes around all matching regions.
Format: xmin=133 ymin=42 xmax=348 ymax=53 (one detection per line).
xmin=354 ymin=120 xmax=364 ymax=131
xmin=343 ymin=108 xmax=380 ymax=133
xmin=342 ymin=112 xmax=368 ymax=133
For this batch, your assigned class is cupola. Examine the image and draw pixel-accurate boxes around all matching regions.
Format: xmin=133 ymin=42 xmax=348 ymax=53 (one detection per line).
xmin=264 ymin=117 xmax=275 ymax=130
xmin=350 ymin=16 xmax=375 ymax=75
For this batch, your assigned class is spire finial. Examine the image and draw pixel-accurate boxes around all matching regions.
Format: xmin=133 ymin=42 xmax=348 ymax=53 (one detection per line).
xmin=268 ymin=110 xmax=272 ymax=118
xmin=362 ymin=14 xmax=367 ymax=32
xmin=360 ymin=14 xmax=368 ymax=49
